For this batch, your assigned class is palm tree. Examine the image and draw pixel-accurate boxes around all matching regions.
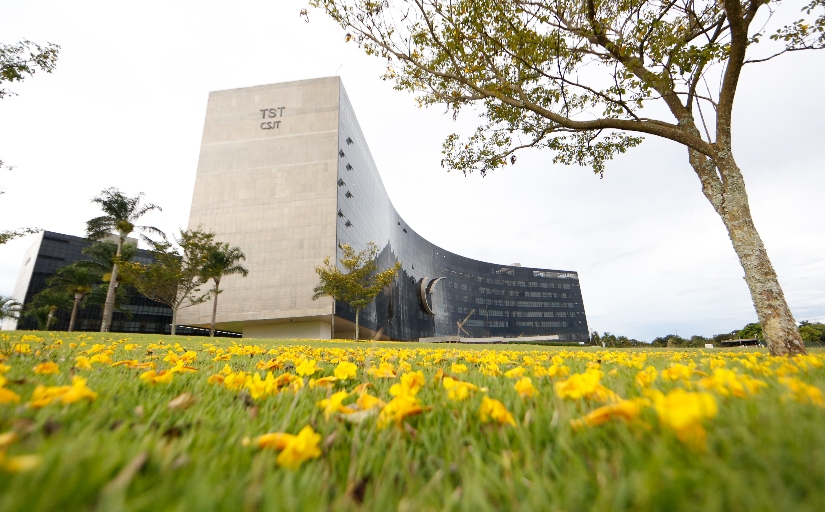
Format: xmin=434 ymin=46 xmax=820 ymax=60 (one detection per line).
xmin=24 ymin=288 xmax=71 ymax=331
xmin=86 ymin=187 xmax=162 ymax=332
xmin=201 ymin=243 xmax=248 ymax=337
xmin=47 ymin=263 xmax=98 ymax=332
xmin=0 ymin=296 xmax=22 ymax=323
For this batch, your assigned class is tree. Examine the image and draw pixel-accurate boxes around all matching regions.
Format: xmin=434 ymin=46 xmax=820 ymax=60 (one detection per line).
xmin=46 ymin=263 xmax=98 ymax=332
xmin=798 ymin=321 xmax=825 ymax=344
xmin=200 ymin=243 xmax=248 ymax=337
xmin=119 ymin=229 xmax=216 ymax=335
xmin=24 ymin=288 xmax=71 ymax=331
xmin=739 ymin=322 xmax=763 ymax=340
xmin=0 ymin=297 xmax=22 ymax=323
xmin=312 ymin=0 xmax=825 ymax=356
xmin=1 ymin=38 xmax=60 ymax=172
xmin=313 ymin=242 xmax=401 ymax=341
xmin=1 ymin=39 xmax=59 ymax=242
xmin=86 ymin=188 xmax=162 ymax=332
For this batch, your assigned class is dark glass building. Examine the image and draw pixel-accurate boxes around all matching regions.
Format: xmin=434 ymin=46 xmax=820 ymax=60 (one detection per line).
xmin=333 ymin=86 xmax=589 ymax=341
xmin=5 ymin=231 xmax=239 ymax=337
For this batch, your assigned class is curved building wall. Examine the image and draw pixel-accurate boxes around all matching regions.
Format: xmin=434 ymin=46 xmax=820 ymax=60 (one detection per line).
xmin=334 ymin=83 xmax=589 ymax=341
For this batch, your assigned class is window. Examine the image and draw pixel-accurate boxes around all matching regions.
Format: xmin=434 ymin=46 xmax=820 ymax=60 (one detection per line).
xmin=338 ymin=178 xmax=345 ymax=186
xmin=339 ymin=150 xmax=345 ymax=157
xmin=533 ymin=270 xmax=578 ymax=279
xmin=346 ymin=137 xmax=353 ymax=145
xmin=337 ymin=210 xmax=345 ymax=218
xmin=346 ymin=163 xmax=353 ymax=171
xmin=344 ymin=220 xmax=352 ymax=227
xmin=345 ymin=191 xmax=353 ymax=198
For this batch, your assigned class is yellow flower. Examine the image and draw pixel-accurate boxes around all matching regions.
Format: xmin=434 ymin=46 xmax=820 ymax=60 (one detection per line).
xmin=318 ymin=390 xmax=354 ymax=419
xmin=555 ymin=369 xmax=617 ymax=402
xmin=648 ymin=388 xmax=717 ymax=450
xmin=377 ymin=393 xmax=424 ymax=429
xmin=334 ymin=361 xmax=358 ymax=380
xmin=60 ymin=376 xmax=97 ymax=404
xmin=356 ymin=392 xmax=385 ymax=410
xmin=779 ymin=377 xmax=824 ymax=406
xmin=389 ymin=370 xmax=425 ymax=397
xmin=33 ymin=362 xmax=59 ymax=375
xmin=635 ymin=366 xmax=658 ymax=388
xmin=451 ymin=363 xmax=468 ymax=374
xmin=309 ymin=376 xmax=338 ymax=389
xmin=169 ymin=360 xmax=197 ymax=373
xmin=478 ymin=396 xmax=516 ymax=426
xmin=89 ymin=354 xmax=112 ymax=365
xmin=29 ymin=384 xmax=70 ymax=408
xmin=124 ymin=344 xmax=139 ymax=351
xmin=207 ymin=373 xmax=224 ymax=385
xmin=255 ymin=425 xmax=323 ymax=470
xmin=139 ymin=370 xmax=174 ymax=385
xmin=13 ymin=344 xmax=31 ymax=354
xmin=0 ymin=364 xmax=10 ymax=374
xmin=397 ymin=361 xmax=412 ymax=373
xmin=661 ymin=363 xmax=694 ymax=382
xmin=0 ymin=431 xmax=17 ymax=449
xmin=296 ymin=359 xmax=321 ymax=377
xmin=480 ymin=363 xmax=501 ymax=376
xmin=256 ymin=432 xmax=293 ymax=450
xmin=367 ymin=362 xmax=397 ymax=378
xmin=571 ymin=398 xmax=649 ymax=429
xmin=0 ymin=387 xmax=20 ymax=405
xmin=2 ymin=454 xmax=42 ymax=473
xmin=276 ymin=425 xmax=322 ymax=469
xmin=442 ymin=376 xmax=478 ymax=401
xmin=699 ymin=368 xmax=766 ymax=398
xmin=514 ymin=377 xmax=536 ymax=398
xmin=352 ymin=382 xmax=371 ymax=394
xmin=504 ymin=366 xmax=527 ymax=379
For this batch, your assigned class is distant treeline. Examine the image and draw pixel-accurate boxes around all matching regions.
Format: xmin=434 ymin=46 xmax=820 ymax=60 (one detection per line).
xmin=590 ymin=321 xmax=825 ymax=347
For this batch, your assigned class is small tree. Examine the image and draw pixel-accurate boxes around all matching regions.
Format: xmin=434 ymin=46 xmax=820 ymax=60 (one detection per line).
xmin=201 ymin=243 xmax=249 ymax=337
xmin=47 ymin=263 xmax=98 ymax=332
xmin=86 ymin=187 xmax=162 ymax=332
xmin=24 ymin=288 xmax=70 ymax=331
xmin=0 ymin=297 xmax=22 ymax=322
xmin=119 ymin=229 xmax=215 ymax=336
xmin=314 ymin=242 xmax=401 ymax=341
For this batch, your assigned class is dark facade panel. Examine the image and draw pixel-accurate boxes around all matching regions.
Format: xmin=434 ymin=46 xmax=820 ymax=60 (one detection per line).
xmin=334 ymin=84 xmax=590 ymax=341
xmin=15 ymin=231 xmax=240 ymax=337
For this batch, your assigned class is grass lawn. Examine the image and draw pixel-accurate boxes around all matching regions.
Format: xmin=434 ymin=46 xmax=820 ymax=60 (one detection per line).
xmin=1 ymin=331 xmax=824 ymax=511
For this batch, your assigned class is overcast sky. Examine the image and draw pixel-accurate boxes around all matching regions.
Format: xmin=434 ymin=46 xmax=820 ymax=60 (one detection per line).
xmin=1 ymin=1 xmax=823 ymax=341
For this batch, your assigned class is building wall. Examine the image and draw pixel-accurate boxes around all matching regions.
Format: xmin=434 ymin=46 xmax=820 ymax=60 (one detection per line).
xmin=179 ymin=78 xmax=340 ymax=332
xmin=2 ymin=232 xmax=43 ymax=330
xmin=181 ymin=77 xmax=589 ymax=341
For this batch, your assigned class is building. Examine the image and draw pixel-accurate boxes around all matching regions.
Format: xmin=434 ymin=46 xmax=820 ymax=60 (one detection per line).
xmin=3 ymin=231 xmax=239 ymax=336
xmin=179 ymin=77 xmax=589 ymax=341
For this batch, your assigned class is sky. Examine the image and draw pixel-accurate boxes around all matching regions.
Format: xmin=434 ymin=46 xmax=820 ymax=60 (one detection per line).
xmin=1 ymin=1 xmax=823 ymax=341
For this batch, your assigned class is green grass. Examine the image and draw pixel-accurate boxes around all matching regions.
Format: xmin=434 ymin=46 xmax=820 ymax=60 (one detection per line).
xmin=1 ymin=331 xmax=824 ymax=511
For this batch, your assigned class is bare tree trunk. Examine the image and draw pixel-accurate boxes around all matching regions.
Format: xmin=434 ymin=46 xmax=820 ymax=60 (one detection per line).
xmin=46 ymin=307 xmax=55 ymax=331
xmin=101 ymin=237 xmax=123 ymax=332
xmin=210 ymin=280 xmax=220 ymax=338
xmin=355 ymin=307 xmax=360 ymax=341
xmin=690 ymin=150 xmax=806 ymax=356
xmin=68 ymin=293 xmax=82 ymax=332
xmin=171 ymin=307 xmax=177 ymax=336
